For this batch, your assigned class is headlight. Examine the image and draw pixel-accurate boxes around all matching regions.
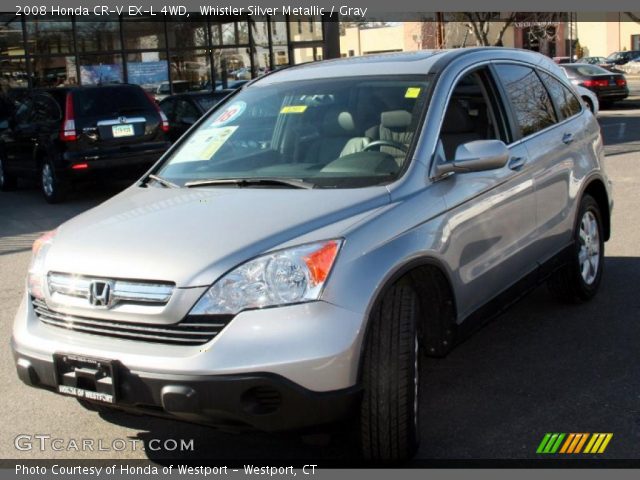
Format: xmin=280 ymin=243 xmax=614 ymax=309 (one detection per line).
xmin=190 ymin=239 xmax=342 ymax=315
xmin=28 ymin=230 xmax=57 ymax=300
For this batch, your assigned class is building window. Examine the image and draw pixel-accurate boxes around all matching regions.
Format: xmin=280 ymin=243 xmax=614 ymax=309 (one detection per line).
xmin=126 ymin=51 xmax=168 ymax=94
xmin=122 ymin=16 xmax=166 ymax=50
xmin=75 ymin=19 xmax=121 ymax=52
xmin=170 ymin=49 xmax=211 ymax=91
xmin=167 ymin=17 xmax=208 ymax=49
xmin=25 ymin=17 xmax=74 ymax=55
xmin=79 ymin=53 xmax=123 ymax=85
xmin=31 ymin=55 xmax=77 ymax=87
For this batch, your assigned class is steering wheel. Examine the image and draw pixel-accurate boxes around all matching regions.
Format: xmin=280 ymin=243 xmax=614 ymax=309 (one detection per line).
xmin=362 ymin=140 xmax=408 ymax=153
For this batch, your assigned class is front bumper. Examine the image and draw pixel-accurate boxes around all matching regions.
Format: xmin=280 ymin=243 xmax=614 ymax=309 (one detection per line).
xmin=12 ymin=345 xmax=360 ymax=431
xmin=12 ymin=294 xmax=366 ymax=430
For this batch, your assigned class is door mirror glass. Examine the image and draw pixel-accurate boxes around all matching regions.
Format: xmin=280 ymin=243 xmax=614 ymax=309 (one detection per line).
xmin=435 ymin=139 xmax=509 ymax=176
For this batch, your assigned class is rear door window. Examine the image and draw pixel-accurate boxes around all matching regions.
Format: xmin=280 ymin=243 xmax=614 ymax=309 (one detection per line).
xmin=537 ymin=71 xmax=582 ymax=120
xmin=494 ymin=64 xmax=558 ymax=138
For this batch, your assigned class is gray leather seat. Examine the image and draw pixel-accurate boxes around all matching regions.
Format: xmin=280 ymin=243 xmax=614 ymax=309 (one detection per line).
xmin=303 ymin=110 xmax=370 ymax=165
xmin=439 ymin=100 xmax=483 ymax=160
xmin=366 ymin=110 xmax=414 ymax=163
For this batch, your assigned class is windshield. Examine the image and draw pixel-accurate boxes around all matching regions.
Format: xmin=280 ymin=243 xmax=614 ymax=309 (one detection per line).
xmin=155 ymin=75 xmax=430 ymax=189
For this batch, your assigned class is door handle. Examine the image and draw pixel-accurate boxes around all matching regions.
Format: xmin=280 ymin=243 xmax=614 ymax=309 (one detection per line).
xmin=562 ymin=133 xmax=574 ymax=145
xmin=508 ymin=156 xmax=526 ymax=170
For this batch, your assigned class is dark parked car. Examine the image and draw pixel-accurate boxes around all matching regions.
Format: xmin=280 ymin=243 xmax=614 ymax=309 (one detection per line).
xmin=604 ymin=50 xmax=640 ymax=66
xmin=561 ymin=64 xmax=628 ymax=106
xmin=159 ymin=90 xmax=234 ymax=142
xmin=0 ymin=84 xmax=171 ymax=202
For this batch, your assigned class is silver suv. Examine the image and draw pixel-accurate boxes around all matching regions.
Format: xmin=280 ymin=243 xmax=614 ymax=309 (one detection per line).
xmin=12 ymin=48 xmax=612 ymax=461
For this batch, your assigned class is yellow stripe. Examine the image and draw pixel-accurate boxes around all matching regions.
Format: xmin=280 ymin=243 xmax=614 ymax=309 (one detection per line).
xmin=560 ymin=434 xmax=576 ymax=454
xmin=582 ymin=433 xmax=598 ymax=454
xmin=567 ymin=434 xmax=582 ymax=453
xmin=597 ymin=434 xmax=613 ymax=454
xmin=590 ymin=434 xmax=606 ymax=454
xmin=574 ymin=433 xmax=589 ymax=454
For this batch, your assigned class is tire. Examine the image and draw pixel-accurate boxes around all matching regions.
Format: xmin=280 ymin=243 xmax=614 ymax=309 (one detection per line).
xmin=0 ymin=155 xmax=17 ymax=191
xmin=547 ymin=194 xmax=604 ymax=302
xmin=359 ymin=284 xmax=420 ymax=462
xmin=40 ymin=158 xmax=68 ymax=203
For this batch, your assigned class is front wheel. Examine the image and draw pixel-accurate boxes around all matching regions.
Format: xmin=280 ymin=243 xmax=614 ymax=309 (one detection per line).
xmin=359 ymin=284 xmax=420 ymax=461
xmin=40 ymin=159 xmax=68 ymax=203
xmin=548 ymin=194 xmax=604 ymax=302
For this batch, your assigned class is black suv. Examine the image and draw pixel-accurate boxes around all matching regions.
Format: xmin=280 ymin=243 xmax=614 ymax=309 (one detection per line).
xmin=0 ymin=84 xmax=170 ymax=202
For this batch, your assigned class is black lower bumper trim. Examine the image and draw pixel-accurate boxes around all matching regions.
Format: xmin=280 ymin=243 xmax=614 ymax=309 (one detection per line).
xmin=12 ymin=348 xmax=360 ymax=432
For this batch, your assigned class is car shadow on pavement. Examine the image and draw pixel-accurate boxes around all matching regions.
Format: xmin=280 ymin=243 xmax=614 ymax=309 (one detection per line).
xmin=81 ymin=256 xmax=640 ymax=462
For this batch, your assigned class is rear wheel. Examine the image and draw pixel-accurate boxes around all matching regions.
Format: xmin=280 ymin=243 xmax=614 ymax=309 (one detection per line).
xmin=40 ymin=159 xmax=68 ymax=203
xmin=359 ymin=284 xmax=420 ymax=462
xmin=548 ymin=194 xmax=604 ymax=302
xmin=0 ymin=155 xmax=17 ymax=191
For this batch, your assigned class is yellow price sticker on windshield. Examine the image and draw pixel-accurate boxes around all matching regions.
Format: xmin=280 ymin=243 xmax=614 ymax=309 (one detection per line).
xmin=405 ymin=87 xmax=421 ymax=98
xmin=280 ymin=105 xmax=308 ymax=114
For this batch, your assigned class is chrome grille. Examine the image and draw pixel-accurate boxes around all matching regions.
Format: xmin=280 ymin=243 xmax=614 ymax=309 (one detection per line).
xmin=32 ymin=298 xmax=231 ymax=346
xmin=47 ymin=272 xmax=174 ymax=308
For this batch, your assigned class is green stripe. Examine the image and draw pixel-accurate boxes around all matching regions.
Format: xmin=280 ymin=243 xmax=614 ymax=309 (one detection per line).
xmin=537 ymin=433 xmax=552 ymax=454
xmin=550 ymin=433 xmax=566 ymax=453
xmin=543 ymin=434 xmax=559 ymax=453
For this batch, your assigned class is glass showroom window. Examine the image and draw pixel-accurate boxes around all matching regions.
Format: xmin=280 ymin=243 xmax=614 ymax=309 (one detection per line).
xmin=79 ymin=54 xmax=123 ymax=85
xmin=213 ymin=47 xmax=251 ymax=87
xmin=126 ymin=51 xmax=169 ymax=95
xmin=0 ymin=14 xmax=28 ymax=88
xmin=289 ymin=16 xmax=323 ymax=42
xmin=75 ymin=18 xmax=121 ymax=52
xmin=170 ymin=50 xmax=211 ymax=91
xmin=251 ymin=18 xmax=271 ymax=74
xmin=122 ymin=16 xmax=166 ymax=50
xmin=25 ymin=16 xmax=74 ymax=55
xmin=31 ymin=55 xmax=77 ymax=87
xmin=167 ymin=17 xmax=208 ymax=49
xmin=270 ymin=22 xmax=290 ymax=67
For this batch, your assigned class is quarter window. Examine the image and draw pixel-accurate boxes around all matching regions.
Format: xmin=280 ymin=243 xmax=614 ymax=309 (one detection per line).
xmin=495 ymin=64 xmax=557 ymax=138
xmin=538 ymin=71 xmax=582 ymax=120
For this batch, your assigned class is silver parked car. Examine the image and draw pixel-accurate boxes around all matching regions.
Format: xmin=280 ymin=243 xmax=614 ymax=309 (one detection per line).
xmin=12 ymin=48 xmax=612 ymax=461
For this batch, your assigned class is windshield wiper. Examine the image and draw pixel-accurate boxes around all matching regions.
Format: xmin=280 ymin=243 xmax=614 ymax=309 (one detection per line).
xmin=142 ymin=174 xmax=180 ymax=189
xmin=184 ymin=178 xmax=315 ymax=189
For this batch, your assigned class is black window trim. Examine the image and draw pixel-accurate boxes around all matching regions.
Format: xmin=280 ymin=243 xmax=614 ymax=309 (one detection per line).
xmin=535 ymin=68 xmax=583 ymax=122
xmin=490 ymin=59 xmax=586 ymax=146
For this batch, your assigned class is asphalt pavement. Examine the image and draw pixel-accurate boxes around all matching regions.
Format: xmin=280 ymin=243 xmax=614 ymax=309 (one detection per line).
xmin=1 ymin=103 xmax=640 ymax=462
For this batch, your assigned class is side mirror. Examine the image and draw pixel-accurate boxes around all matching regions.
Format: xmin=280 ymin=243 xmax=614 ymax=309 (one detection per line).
xmin=180 ymin=116 xmax=197 ymax=126
xmin=434 ymin=139 xmax=509 ymax=177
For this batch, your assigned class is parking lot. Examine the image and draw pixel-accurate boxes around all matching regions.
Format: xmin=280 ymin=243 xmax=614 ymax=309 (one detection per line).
xmin=1 ymin=85 xmax=640 ymax=462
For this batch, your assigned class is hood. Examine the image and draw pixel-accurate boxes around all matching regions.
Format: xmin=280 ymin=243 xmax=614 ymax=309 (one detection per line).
xmin=46 ymin=185 xmax=390 ymax=287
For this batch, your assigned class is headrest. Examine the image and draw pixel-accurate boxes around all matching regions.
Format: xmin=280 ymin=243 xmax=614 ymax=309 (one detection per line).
xmin=442 ymin=101 xmax=476 ymax=134
xmin=322 ymin=109 xmax=356 ymax=136
xmin=381 ymin=110 xmax=412 ymax=130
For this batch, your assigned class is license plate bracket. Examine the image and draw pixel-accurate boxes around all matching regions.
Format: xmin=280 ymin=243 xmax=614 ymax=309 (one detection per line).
xmin=54 ymin=354 xmax=117 ymax=404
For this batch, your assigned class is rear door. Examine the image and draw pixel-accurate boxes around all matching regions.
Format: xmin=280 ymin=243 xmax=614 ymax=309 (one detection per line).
xmin=535 ymin=69 xmax=591 ymax=259
xmin=493 ymin=63 xmax=581 ymax=264
xmin=71 ymin=85 xmax=162 ymax=150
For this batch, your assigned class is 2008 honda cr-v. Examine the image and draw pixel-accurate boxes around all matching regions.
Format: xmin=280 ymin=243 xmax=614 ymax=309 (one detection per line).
xmin=12 ymin=48 xmax=612 ymax=461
